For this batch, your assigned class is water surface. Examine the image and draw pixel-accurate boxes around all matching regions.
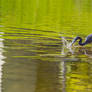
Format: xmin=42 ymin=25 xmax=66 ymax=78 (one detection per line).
xmin=0 ymin=0 xmax=92 ymax=92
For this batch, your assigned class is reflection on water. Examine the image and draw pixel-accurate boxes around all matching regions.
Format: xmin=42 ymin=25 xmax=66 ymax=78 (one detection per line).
xmin=1 ymin=0 xmax=92 ymax=92
xmin=0 ymin=32 xmax=5 ymax=92
xmin=0 ymin=27 xmax=91 ymax=92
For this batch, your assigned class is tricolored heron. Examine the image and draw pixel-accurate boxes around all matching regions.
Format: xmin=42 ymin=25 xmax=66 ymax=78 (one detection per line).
xmin=71 ymin=34 xmax=92 ymax=46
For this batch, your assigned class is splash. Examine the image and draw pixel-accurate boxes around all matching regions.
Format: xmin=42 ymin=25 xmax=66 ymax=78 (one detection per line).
xmin=61 ymin=37 xmax=73 ymax=49
xmin=61 ymin=37 xmax=72 ymax=48
xmin=61 ymin=37 xmax=74 ymax=55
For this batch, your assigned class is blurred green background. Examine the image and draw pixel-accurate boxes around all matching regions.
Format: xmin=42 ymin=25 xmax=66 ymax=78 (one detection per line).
xmin=0 ymin=1 xmax=92 ymax=92
xmin=1 ymin=0 xmax=92 ymax=37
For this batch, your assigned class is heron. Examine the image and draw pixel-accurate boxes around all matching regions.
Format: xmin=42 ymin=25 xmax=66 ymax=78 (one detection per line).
xmin=71 ymin=34 xmax=92 ymax=46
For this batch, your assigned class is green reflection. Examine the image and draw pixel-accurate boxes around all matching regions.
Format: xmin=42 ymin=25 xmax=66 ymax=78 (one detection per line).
xmin=1 ymin=0 xmax=92 ymax=92
xmin=1 ymin=0 xmax=92 ymax=37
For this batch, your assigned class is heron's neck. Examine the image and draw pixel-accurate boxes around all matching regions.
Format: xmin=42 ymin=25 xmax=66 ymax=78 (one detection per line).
xmin=78 ymin=37 xmax=86 ymax=46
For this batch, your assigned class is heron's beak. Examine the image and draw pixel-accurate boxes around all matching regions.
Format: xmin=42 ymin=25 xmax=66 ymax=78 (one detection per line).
xmin=70 ymin=42 xmax=74 ymax=47
xmin=70 ymin=40 xmax=76 ymax=46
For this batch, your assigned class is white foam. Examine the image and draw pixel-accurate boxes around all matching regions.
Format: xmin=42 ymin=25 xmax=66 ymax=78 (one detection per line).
xmin=61 ymin=37 xmax=74 ymax=55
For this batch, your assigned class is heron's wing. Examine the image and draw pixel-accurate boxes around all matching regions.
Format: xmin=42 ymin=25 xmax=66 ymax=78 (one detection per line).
xmin=85 ymin=34 xmax=92 ymax=43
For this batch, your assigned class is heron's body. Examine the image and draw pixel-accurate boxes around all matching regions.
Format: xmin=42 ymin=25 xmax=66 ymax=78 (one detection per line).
xmin=71 ymin=34 xmax=92 ymax=46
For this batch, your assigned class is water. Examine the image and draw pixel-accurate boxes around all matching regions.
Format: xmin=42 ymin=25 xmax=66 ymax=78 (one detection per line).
xmin=0 ymin=0 xmax=92 ymax=92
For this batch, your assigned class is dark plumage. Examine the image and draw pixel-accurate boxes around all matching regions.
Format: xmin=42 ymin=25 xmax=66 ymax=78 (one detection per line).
xmin=71 ymin=34 xmax=92 ymax=46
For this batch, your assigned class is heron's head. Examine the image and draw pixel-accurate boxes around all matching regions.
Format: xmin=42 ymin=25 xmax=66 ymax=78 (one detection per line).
xmin=70 ymin=36 xmax=81 ymax=46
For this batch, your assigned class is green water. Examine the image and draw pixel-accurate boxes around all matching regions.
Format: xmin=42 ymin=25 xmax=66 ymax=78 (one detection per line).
xmin=0 ymin=0 xmax=92 ymax=92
